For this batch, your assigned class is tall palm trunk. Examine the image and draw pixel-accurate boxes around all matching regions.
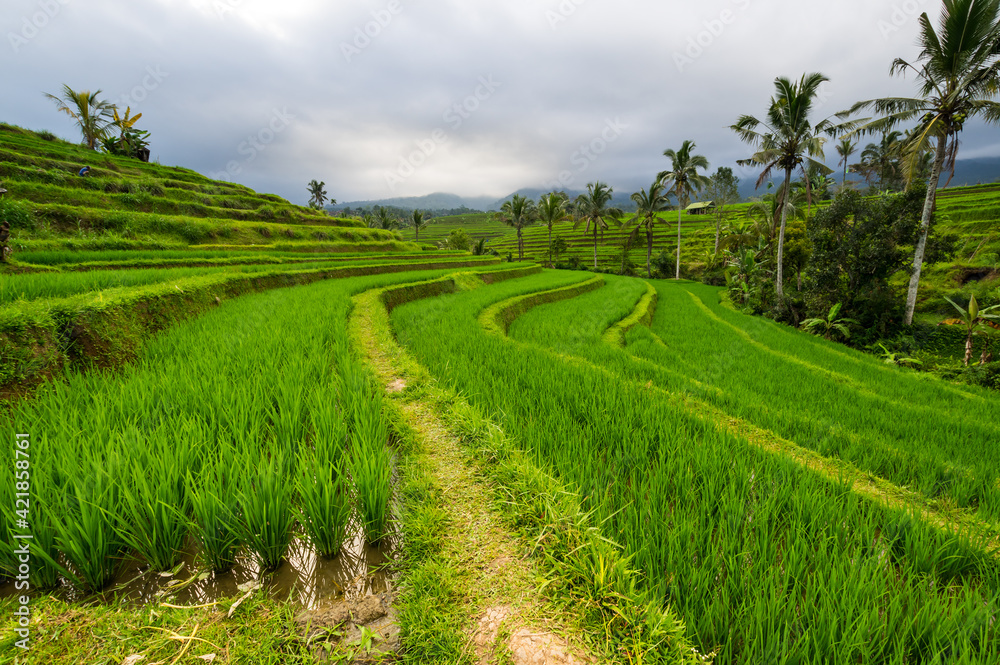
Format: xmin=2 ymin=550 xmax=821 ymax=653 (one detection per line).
xmin=517 ymin=228 xmax=524 ymax=261
xmin=675 ymin=185 xmax=684 ymax=280
xmin=547 ymin=227 xmax=553 ymax=268
xmin=646 ymin=225 xmax=653 ymax=278
xmin=905 ymin=136 xmax=948 ymax=325
xmin=593 ymin=225 xmax=598 ymax=269
xmin=775 ymin=167 xmax=793 ymax=302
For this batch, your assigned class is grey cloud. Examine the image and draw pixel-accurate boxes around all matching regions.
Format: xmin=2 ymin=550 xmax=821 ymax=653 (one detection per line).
xmin=3 ymin=0 xmax=993 ymax=206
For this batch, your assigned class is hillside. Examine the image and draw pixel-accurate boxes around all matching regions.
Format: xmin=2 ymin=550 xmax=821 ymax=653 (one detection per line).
xmin=0 ymin=123 xmax=410 ymax=254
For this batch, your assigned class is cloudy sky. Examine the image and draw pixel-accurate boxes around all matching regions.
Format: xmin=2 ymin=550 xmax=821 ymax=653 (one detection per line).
xmin=5 ymin=0 xmax=998 ymax=205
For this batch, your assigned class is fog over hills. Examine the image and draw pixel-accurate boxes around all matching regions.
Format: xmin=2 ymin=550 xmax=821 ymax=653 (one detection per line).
xmin=334 ymin=157 xmax=1000 ymax=214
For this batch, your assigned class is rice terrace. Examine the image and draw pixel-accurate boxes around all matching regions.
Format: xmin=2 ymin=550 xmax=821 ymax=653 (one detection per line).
xmin=4 ymin=0 xmax=1000 ymax=663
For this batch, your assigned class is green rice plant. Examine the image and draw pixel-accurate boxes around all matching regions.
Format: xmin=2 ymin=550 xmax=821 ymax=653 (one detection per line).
xmin=348 ymin=386 xmax=393 ymax=544
xmin=296 ymin=449 xmax=352 ymax=558
xmin=52 ymin=468 xmax=124 ymax=593
xmin=0 ymin=481 xmax=13 ymax=582
xmin=235 ymin=451 xmax=296 ymax=571
xmin=186 ymin=463 xmax=241 ymax=574
xmin=112 ymin=443 xmax=189 ymax=572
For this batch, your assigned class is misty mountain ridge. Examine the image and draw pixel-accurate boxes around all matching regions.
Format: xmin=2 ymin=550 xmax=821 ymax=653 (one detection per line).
xmin=333 ymin=157 xmax=1000 ymax=214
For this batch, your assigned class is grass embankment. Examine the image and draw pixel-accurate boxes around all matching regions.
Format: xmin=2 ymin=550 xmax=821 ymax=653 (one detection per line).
xmin=0 ymin=256 xmax=498 ymax=398
xmin=389 ymin=270 xmax=999 ymax=664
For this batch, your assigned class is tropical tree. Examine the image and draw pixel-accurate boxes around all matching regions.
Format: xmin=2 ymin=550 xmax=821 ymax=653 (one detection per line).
xmin=836 ymin=137 xmax=857 ymax=187
xmin=627 ymin=179 xmax=672 ymax=277
xmin=307 ymin=180 xmax=329 ymax=209
xmin=496 ymin=194 xmax=537 ymax=262
xmin=658 ymin=140 xmax=710 ymax=280
xmin=411 ymin=209 xmax=429 ymax=241
xmin=102 ymin=107 xmax=151 ymax=160
xmin=574 ymin=182 xmax=622 ymax=269
xmin=859 ymin=131 xmax=904 ymax=191
xmin=941 ymin=294 xmax=1000 ymax=365
xmin=537 ymin=192 xmax=569 ymax=267
xmin=43 ymin=85 xmax=115 ymax=150
xmin=843 ymin=0 xmax=1000 ymax=325
xmin=372 ymin=206 xmax=399 ymax=230
xmin=731 ymin=72 xmax=834 ymax=303
xmin=704 ymin=166 xmax=741 ymax=254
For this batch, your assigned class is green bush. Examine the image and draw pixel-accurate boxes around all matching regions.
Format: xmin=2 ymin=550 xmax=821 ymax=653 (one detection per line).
xmin=0 ymin=198 xmax=32 ymax=230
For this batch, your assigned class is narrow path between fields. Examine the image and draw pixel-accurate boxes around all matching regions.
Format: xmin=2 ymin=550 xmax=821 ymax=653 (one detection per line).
xmin=351 ymin=288 xmax=597 ymax=665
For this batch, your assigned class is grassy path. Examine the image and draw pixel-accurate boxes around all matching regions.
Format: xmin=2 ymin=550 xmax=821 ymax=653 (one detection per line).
xmin=350 ymin=282 xmax=596 ymax=664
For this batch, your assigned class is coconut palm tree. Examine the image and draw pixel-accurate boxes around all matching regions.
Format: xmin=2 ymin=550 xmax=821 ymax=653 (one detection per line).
xmin=658 ymin=141 xmax=710 ymax=280
xmin=43 ymin=85 xmax=115 ymax=150
xmin=574 ymin=182 xmax=622 ymax=269
xmin=410 ymin=209 xmax=429 ymax=241
xmin=859 ymin=131 xmax=904 ymax=191
xmin=307 ymin=180 xmax=329 ymax=209
xmin=731 ymin=72 xmax=834 ymax=302
xmin=537 ymin=192 xmax=569 ymax=267
xmin=835 ymin=137 xmax=857 ymax=187
xmin=497 ymin=194 xmax=536 ymax=261
xmin=372 ymin=206 xmax=399 ymax=230
xmin=627 ymin=179 xmax=672 ymax=277
xmin=843 ymin=0 xmax=1000 ymax=325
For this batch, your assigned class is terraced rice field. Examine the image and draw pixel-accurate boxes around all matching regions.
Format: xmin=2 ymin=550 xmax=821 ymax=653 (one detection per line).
xmin=388 ymin=270 xmax=1000 ymax=663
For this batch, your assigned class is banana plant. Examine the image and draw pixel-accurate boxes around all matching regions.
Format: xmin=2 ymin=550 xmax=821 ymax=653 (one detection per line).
xmin=941 ymin=294 xmax=1000 ymax=366
xmin=800 ymin=303 xmax=859 ymax=341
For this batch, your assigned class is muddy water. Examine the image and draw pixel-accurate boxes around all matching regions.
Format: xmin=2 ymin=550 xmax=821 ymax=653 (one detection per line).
xmin=0 ymin=528 xmax=395 ymax=610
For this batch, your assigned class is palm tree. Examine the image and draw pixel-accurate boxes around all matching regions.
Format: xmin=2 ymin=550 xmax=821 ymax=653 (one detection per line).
xmin=658 ymin=141 xmax=710 ymax=280
xmin=731 ymin=72 xmax=834 ymax=302
xmin=372 ymin=206 xmax=399 ymax=230
xmin=835 ymin=137 xmax=857 ymax=187
xmin=43 ymin=85 xmax=115 ymax=150
xmin=411 ymin=210 xmax=429 ymax=241
xmin=574 ymin=182 xmax=623 ymax=269
xmin=307 ymin=180 xmax=329 ymax=209
xmin=843 ymin=0 xmax=1000 ymax=325
xmin=536 ymin=192 xmax=569 ymax=268
xmin=497 ymin=194 xmax=536 ymax=261
xmin=627 ymin=179 xmax=672 ymax=277
xmin=859 ymin=131 xmax=904 ymax=191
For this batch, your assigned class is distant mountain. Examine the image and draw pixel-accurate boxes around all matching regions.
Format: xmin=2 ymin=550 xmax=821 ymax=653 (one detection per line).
xmin=333 ymin=156 xmax=1000 ymax=216
xmin=332 ymin=192 xmax=497 ymax=212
